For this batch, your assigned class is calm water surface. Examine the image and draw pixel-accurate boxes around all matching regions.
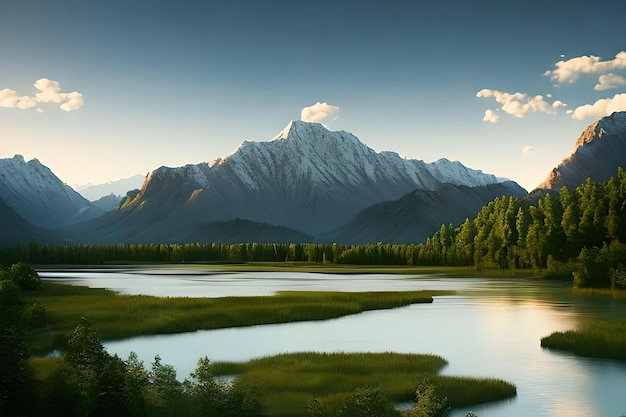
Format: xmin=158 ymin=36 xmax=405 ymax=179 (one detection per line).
xmin=41 ymin=268 xmax=626 ymax=417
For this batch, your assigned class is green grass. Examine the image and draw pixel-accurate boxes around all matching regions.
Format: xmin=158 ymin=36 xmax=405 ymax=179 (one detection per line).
xmin=210 ymin=352 xmax=517 ymax=417
xmin=541 ymin=319 xmax=626 ymax=360
xmin=27 ymin=282 xmax=452 ymax=354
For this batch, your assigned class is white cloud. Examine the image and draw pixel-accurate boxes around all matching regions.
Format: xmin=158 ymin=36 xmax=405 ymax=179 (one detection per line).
xmin=0 ymin=78 xmax=84 ymax=111
xmin=60 ymin=91 xmax=84 ymax=111
xmin=0 ymin=88 xmax=37 ymax=109
xmin=544 ymin=51 xmax=626 ymax=84
xmin=476 ymin=88 xmax=566 ymax=122
xmin=34 ymin=78 xmax=66 ymax=103
xmin=594 ymin=73 xmax=626 ymax=91
xmin=483 ymin=109 xmax=499 ymax=123
xmin=301 ymin=102 xmax=340 ymax=122
xmin=522 ymin=146 xmax=534 ymax=155
xmin=571 ymin=93 xmax=626 ymax=120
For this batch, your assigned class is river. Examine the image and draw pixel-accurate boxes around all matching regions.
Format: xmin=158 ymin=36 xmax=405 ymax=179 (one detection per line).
xmin=41 ymin=268 xmax=626 ymax=417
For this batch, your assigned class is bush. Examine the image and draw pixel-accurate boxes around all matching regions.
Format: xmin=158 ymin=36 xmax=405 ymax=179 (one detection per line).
xmin=3 ymin=262 xmax=42 ymax=291
xmin=338 ymin=385 xmax=400 ymax=417
xmin=573 ymin=247 xmax=611 ymax=288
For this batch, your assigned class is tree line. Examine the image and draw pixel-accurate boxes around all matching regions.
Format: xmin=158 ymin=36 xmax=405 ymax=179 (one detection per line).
xmin=419 ymin=167 xmax=626 ymax=288
xmin=2 ymin=168 xmax=626 ymax=289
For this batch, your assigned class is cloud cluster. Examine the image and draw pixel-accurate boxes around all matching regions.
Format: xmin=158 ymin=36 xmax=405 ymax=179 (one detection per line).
xmin=478 ymin=50 xmax=626 ymax=123
xmin=572 ymin=93 xmax=626 ymax=120
xmin=476 ymin=89 xmax=566 ymax=123
xmin=0 ymin=78 xmax=83 ymax=112
xmin=301 ymin=102 xmax=340 ymax=122
xmin=594 ymin=73 xmax=626 ymax=91
xmin=544 ymin=51 xmax=626 ymax=85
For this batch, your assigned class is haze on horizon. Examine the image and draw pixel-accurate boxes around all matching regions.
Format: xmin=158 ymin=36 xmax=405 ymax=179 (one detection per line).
xmin=1 ymin=0 xmax=625 ymax=192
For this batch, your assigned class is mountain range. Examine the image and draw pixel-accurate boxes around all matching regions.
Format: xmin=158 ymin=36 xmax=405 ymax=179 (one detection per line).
xmin=74 ymin=174 xmax=145 ymax=202
xmin=60 ymin=120 xmax=517 ymax=244
xmin=2 ymin=112 xmax=626 ymax=248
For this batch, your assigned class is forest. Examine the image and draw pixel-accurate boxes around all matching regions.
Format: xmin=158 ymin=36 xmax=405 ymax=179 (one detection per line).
xmin=2 ymin=168 xmax=626 ymax=289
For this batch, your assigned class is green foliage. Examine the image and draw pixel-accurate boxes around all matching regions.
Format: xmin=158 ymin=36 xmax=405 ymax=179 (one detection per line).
xmin=573 ymin=246 xmax=612 ymax=288
xmin=36 ymin=362 xmax=82 ymax=417
xmin=65 ymin=318 xmax=132 ymax=417
xmin=146 ymin=355 xmax=184 ymax=417
xmin=0 ymin=279 xmax=35 ymax=416
xmin=404 ymin=379 xmax=449 ymax=417
xmin=42 ymin=321 xmax=267 ymax=417
xmin=337 ymin=385 xmax=400 ymax=417
xmin=0 ymin=261 xmax=41 ymax=290
xmin=613 ymin=263 xmax=626 ymax=289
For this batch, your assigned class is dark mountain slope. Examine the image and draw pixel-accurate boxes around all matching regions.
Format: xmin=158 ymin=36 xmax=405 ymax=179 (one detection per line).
xmin=321 ymin=181 xmax=527 ymax=244
xmin=0 ymin=197 xmax=59 ymax=248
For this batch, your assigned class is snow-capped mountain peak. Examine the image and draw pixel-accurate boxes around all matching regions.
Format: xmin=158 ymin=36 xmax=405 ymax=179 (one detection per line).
xmin=130 ymin=121 xmax=511 ymax=235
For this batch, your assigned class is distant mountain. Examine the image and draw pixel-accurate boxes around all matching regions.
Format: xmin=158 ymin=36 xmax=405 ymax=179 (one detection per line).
xmin=91 ymin=194 xmax=124 ymax=212
xmin=70 ymin=120 xmax=510 ymax=243
xmin=320 ymin=181 xmax=528 ymax=244
xmin=533 ymin=111 xmax=626 ymax=194
xmin=75 ymin=174 xmax=145 ymax=201
xmin=0 ymin=155 xmax=104 ymax=228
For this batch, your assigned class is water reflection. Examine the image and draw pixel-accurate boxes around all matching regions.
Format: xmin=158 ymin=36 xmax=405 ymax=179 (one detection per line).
xmin=41 ymin=269 xmax=626 ymax=417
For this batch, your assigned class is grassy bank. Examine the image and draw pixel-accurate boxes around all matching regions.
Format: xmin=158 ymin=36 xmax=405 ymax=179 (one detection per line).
xmin=210 ymin=352 xmax=517 ymax=417
xmin=541 ymin=319 xmax=626 ymax=360
xmin=28 ymin=282 xmax=452 ymax=354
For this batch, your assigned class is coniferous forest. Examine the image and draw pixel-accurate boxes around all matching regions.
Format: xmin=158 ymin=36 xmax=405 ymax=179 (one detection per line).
xmin=2 ymin=168 xmax=626 ymax=289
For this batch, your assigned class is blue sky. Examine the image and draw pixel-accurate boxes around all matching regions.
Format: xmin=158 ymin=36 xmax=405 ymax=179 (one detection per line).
xmin=1 ymin=0 xmax=625 ymax=191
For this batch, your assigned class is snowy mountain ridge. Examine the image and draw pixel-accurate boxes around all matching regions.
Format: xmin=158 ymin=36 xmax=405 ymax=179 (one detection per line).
xmin=0 ymin=155 xmax=103 ymax=228
xmin=152 ymin=121 xmax=503 ymax=194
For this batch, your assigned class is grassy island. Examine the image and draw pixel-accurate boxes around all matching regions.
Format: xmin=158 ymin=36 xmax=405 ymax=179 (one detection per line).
xmin=210 ymin=352 xmax=516 ymax=417
xmin=29 ymin=282 xmax=453 ymax=354
xmin=541 ymin=319 xmax=626 ymax=361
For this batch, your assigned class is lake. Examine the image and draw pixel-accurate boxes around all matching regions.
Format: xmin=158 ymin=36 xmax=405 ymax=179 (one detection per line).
xmin=41 ymin=268 xmax=626 ymax=417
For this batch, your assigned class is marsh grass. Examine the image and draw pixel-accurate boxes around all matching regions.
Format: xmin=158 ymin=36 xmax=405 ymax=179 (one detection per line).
xmin=210 ymin=352 xmax=516 ymax=417
xmin=28 ymin=282 xmax=451 ymax=354
xmin=541 ymin=319 xmax=626 ymax=360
